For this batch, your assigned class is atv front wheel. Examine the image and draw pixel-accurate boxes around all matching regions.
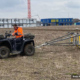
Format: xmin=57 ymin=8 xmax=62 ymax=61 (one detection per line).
xmin=24 ymin=44 xmax=35 ymax=56
xmin=0 ymin=46 xmax=10 ymax=59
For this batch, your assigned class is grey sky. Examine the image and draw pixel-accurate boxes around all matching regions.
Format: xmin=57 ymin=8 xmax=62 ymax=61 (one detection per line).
xmin=0 ymin=0 xmax=80 ymax=20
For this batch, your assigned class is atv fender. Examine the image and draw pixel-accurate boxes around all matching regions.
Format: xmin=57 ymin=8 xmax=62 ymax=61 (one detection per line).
xmin=0 ymin=40 xmax=12 ymax=52
xmin=21 ymin=39 xmax=35 ymax=52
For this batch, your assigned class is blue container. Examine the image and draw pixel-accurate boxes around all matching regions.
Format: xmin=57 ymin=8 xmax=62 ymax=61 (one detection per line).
xmin=70 ymin=23 xmax=72 ymax=25
xmin=62 ymin=19 xmax=65 ymax=22
xmin=41 ymin=18 xmax=73 ymax=26
xmin=47 ymin=19 xmax=51 ymax=23
xmin=41 ymin=19 xmax=51 ymax=23
xmin=76 ymin=22 xmax=80 ymax=25
xmin=52 ymin=22 xmax=56 ymax=25
xmin=64 ymin=23 xmax=66 ymax=25
xmin=67 ymin=23 xmax=69 ymax=25
xmin=41 ymin=19 xmax=45 ymax=23
xmin=43 ymin=23 xmax=45 ymax=26
xmin=44 ymin=19 xmax=47 ymax=23
xmin=58 ymin=19 xmax=63 ymax=22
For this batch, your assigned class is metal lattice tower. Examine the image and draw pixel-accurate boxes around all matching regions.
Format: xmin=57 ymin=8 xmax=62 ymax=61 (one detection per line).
xmin=28 ymin=0 xmax=31 ymax=19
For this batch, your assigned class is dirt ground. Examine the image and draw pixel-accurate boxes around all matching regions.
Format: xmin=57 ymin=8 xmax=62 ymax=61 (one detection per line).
xmin=0 ymin=26 xmax=80 ymax=80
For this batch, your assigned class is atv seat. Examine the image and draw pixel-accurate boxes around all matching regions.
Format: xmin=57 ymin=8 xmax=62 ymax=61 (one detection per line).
xmin=0 ymin=35 xmax=4 ymax=39
xmin=24 ymin=33 xmax=35 ymax=39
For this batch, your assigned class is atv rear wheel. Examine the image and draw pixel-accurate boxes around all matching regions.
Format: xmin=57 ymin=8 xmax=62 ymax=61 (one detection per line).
xmin=0 ymin=46 xmax=10 ymax=59
xmin=24 ymin=44 xmax=35 ymax=56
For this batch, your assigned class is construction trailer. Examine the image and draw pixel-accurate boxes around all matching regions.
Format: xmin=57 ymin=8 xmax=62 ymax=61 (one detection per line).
xmin=75 ymin=22 xmax=80 ymax=25
xmin=41 ymin=18 xmax=73 ymax=26
xmin=0 ymin=18 xmax=37 ymax=28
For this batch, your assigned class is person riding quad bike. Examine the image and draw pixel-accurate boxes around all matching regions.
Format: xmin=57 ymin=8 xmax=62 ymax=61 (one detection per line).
xmin=0 ymin=24 xmax=35 ymax=59
xmin=12 ymin=24 xmax=24 ymax=51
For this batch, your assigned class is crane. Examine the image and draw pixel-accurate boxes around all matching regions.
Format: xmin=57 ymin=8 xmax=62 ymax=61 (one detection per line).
xmin=28 ymin=0 xmax=31 ymax=19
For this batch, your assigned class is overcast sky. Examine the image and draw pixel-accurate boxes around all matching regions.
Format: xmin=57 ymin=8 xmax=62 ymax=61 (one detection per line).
xmin=0 ymin=0 xmax=80 ymax=20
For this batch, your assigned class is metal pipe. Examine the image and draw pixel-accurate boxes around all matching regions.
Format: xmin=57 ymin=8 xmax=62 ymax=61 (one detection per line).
xmin=47 ymin=33 xmax=78 ymax=45
xmin=46 ymin=32 xmax=74 ymax=44
xmin=47 ymin=44 xmax=76 ymax=46
xmin=35 ymin=34 xmax=80 ymax=48
xmin=48 ymin=35 xmax=78 ymax=45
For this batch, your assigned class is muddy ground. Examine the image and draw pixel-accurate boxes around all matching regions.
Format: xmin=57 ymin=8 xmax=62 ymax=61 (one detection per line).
xmin=0 ymin=26 xmax=80 ymax=80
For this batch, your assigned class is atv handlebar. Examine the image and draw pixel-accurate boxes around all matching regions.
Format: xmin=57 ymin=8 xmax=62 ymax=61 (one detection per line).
xmin=5 ymin=31 xmax=12 ymax=38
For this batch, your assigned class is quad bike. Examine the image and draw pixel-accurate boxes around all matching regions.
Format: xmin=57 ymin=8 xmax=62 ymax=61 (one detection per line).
xmin=0 ymin=31 xmax=35 ymax=59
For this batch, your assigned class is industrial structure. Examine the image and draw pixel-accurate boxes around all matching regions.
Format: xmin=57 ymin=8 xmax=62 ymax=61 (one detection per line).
xmin=0 ymin=18 xmax=37 ymax=28
xmin=41 ymin=18 xmax=73 ymax=26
